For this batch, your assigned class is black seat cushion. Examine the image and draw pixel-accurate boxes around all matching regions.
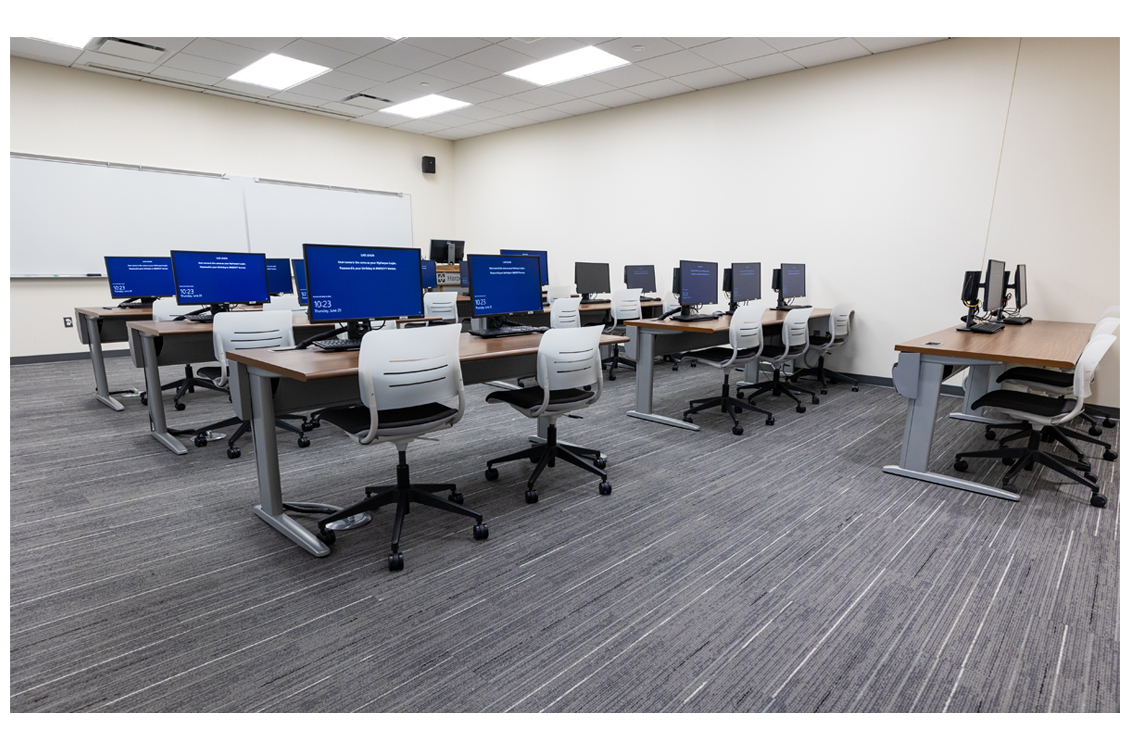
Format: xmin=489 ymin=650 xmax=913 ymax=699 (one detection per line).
xmin=759 ymin=344 xmax=787 ymax=358
xmin=684 ymin=346 xmax=758 ymax=363
xmin=997 ymin=366 xmax=1072 ymax=389
xmin=197 ymin=365 xmax=223 ymax=380
xmin=486 ymin=387 xmax=593 ymax=410
xmin=970 ymin=389 xmax=1075 ymax=418
xmin=317 ymin=402 xmax=458 ymax=434
xmin=809 ymin=333 xmax=832 ymax=346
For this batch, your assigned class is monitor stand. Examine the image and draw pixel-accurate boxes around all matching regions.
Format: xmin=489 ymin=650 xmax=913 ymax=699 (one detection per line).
xmin=773 ymin=290 xmax=811 ymax=311
xmin=670 ymin=305 xmax=715 ymax=323
xmin=296 ymin=319 xmax=371 ymax=349
xmin=117 ymin=296 xmax=158 ymax=308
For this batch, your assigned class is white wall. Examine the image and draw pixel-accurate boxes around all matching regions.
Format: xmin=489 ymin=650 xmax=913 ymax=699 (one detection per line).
xmin=9 ymin=57 xmax=457 ymax=357
xmin=452 ymin=37 xmax=1120 ymax=406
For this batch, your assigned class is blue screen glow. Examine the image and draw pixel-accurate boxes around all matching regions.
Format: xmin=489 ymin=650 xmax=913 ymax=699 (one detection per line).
xmin=500 ymin=249 xmax=548 ymax=286
xmin=104 ymin=256 xmax=175 ymax=299
xmin=266 ymin=258 xmax=294 ymax=295
xmin=303 ymin=245 xmax=424 ymax=322
xmin=624 ymin=265 xmax=657 ymax=294
xmin=678 ymin=260 xmax=718 ymax=306
xmin=420 ymin=259 xmax=438 ymax=288
xmin=291 ymin=259 xmax=308 ymax=305
xmin=171 ymin=251 xmax=270 ymax=306
xmin=468 ymin=254 xmax=544 ymax=317
xmin=731 ymin=262 xmax=761 ymax=302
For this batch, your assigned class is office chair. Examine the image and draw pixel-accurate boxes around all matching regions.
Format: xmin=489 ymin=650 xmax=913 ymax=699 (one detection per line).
xmin=186 ymin=311 xmax=311 ymax=457
xmin=682 ymin=304 xmax=774 ymax=434
xmin=790 ymin=304 xmax=858 ymax=394
xmin=140 ymin=298 xmax=227 ymax=411
xmin=602 ymin=288 xmax=642 ymax=380
xmin=661 ymin=292 xmax=691 ymax=371
xmin=484 ymin=326 xmax=611 ymax=503
xmin=954 ymin=334 xmax=1117 ymax=507
xmin=737 ymin=307 xmax=818 ymax=413
xmin=550 ymin=296 xmax=582 ymax=328
xmin=263 ymin=295 xmax=303 ymax=311
xmin=311 ymin=324 xmax=487 ymax=570
xmin=546 ymin=285 xmax=576 ymax=305
xmin=423 ymin=291 xmax=459 ymax=324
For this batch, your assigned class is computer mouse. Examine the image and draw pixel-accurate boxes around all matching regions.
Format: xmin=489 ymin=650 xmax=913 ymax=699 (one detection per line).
xmin=712 ymin=310 xmax=725 ymax=317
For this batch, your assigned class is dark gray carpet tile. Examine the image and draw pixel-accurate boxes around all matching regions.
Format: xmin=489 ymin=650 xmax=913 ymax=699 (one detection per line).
xmin=9 ymin=355 xmax=1119 ymax=712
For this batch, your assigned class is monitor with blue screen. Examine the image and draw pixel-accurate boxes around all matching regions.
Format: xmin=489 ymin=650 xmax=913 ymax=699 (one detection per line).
xmin=624 ymin=264 xmax=657 ymax=294
xmin=302 ymin=244 xmax=424 ymax=324
xmin=678 ymin=260 xmax=718 ymax=307
xmin=265 ymin=258 xmax=294 ymax=295
xmin=468 ymin=254 xmax=543 ymax=318
xmin=500 ymin=249 xmax=549 ymax=286
xmin=730 ymin=262 xmax=761 ymax=303
xmin=104 ymin=256 xmax=175 ymax=304
xmin=420 ymin=259 xmax=438 ymax=288
xmin=171 ymin=250 xmax=270 ymax=313
xmin=291 ymin=259 xmax=308 ymax=305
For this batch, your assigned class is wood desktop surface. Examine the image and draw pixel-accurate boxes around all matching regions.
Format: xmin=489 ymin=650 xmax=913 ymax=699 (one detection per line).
xmin=894 ymin=320 xmax=1093 ymax=369
xmin=127 ymin=313 xmax=438 ymax=337
xmin=454 ymin=296 xmax=664 ymax=313
xmin=75 ymin=306 xmax=153 ymax=319
xmin=228 ymin=331 xmax=629 ymax=382
xmin=627 ymin=307 xmax=834 ymax=334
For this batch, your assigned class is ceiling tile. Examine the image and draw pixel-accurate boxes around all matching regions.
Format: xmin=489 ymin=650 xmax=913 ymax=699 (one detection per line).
xmin=354 ymin=110 xmax=408 ymax=127
xmin=306 ymin=38 xmax=395 ymax=57
xmin=672 ymin=66 xmax=746 ymax=90
xmin=785 ymin=38 xmax=871 ymax=68
xmin=625 ymin=78 xmax=696 ymax=100
xmin=213 ymin=79 xmax=277 ymax=97
xmin=420 ymin=58 xmax=495 ymax=85
xmin=429 ymin=127 xmax=479 ymax=140
xmin=479 ymin=38 xmax=510 ymax=43
xmin=455 ymin=44 xmax=539 ymax=74
xmin=760 ymin=37 xmax=839 ymax=52
xmin=335 ymin=94 xmax=391 ymax=110
xmin=387 ymin=71 xmax=461 ymax=95
xmin=425 ymin=112 xmax=476 ymax=127
xmin=510 ymin=87 xmax=576 ymax=106
xmin=74 ymin=50 xmax=159 ymax=74
xmin=548 ymin=75 xmax=616 ymax=98
xmin=318 ymin=101 xmax=374 ymax=117
xmin=595 ymin=38 xmax=682 ymax=62
xmin=589 ymin=63 xmax=663 ymax=88
xmin=313 ymin=69 xmax=384 ymax=94
xmin=635 ymin=49 xmax=714 ymax=77
xmin=276 ymin=39 xmax=359 ymax=68
xmin=337 ymin=56 xmax=413 ymax=83
xmin=724 ymin=53 xmax=804 ymax=80
xmin=149 ymin=79 xmax=206 ymax=93
xmin=854 ymin=37 xmax=947 ymax=54
xmin=180 ymin=38 xmax=266 ymax=66
xmin=360 ymin=81 xmax=425 ymax=104
xmin=452 ymin=106 xmax=505 ymax=122
xmin=163 ymin=52 xmax=243 ymax=78
xmin=469 ymin=74 xmax=538 ymax=96
xmin=691 ymin=37 xmax=777 ymax=66
xmin=390 ymin=119 xmax=449 ymax=134
xmin=120 ymin=37 xmax=194 ymax=54
xmin=498 ymin=37 xmax=587 ymax=60
xmin=10 ymin=38 xmax=85 ymax=65
xmin=477 ymin=96 xmax=540 ymax=115
xmin=518 ymin=107 xmax=575 ymax=123
xmin=152 ymin=67 xmax=223 ymax=86
xmin=367 ymin=41 xmax=450 ymax=71
xmin=441 ymin=85 xmax=503 ymax=105
xmin=486 ymin=113 xmax=540 ymax=129
xmin=78 ymin=67 xmax=143 ymax=81
xmin=585 ymin=89 xmax=651 ymax=108
xmin=571 ymin=37 xmax=617 ymax=46
xmin=213 ymin=38 xmax=296 ymax=54
xmin=550 ymin=98 xmax=609 ymax=116
xmin=666 ymin=38 xmax=726 ymax=49
xmin=269 ymin=91 xmax=331 ymax=107
xmin=462 ymin=120 xmax=510 ymax=135
xmin=401 ymin=37 xmax=492 ymax=58
xmin=285 ymin=80 xmax=353 ymax=99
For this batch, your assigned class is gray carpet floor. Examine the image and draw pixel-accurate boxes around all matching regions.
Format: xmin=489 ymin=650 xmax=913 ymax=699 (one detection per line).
xmin=9 ymin=354 xmax=1120 ymax=712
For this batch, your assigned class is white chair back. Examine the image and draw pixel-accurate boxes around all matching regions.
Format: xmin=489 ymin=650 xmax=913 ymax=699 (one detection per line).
xmin=547 ymin=285 xmax=575 ymax=305
xmin=661 ymin=292 xmax=681 ymax=314
xmin=1091 ymin=317 xmax=1120 ymax=339
xmin=781 ymin=308 xmax=813 ymax=356
xmin=356 ymin=323 xmax=464 ymax=444
xmin=152 ymin=298 xmax=197 ymax=321
xmin=729 ymin=303 xmax=768 ymax=356
xmin=212 ymin=310 xmax=295 ymax=410
xmin=1073 ymin=334 xmax=1116 ymax=403
xmin=263 ymin=295 xmax=302 ymax=311
xmin=610 ymin=288 xmax=643 ymax=327
xmin=830 ymin=304 xmax=853 ymax=343
xmin=537 ymin=327 xmax=604 ymax=398
xmin=423 ymin=291 xmax=459 ymax=323
xmin=1098 ymin=306 xmax=1120 ymax=321
xmin=550 ymin=296 xmax=582 ymax=329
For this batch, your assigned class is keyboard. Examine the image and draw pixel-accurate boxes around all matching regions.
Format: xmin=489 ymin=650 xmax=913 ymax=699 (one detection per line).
xmin=117 ymin=301 xmax=148 ymax=308
xmin=1002 ymin=316 xmax=1032 ymax=325
xmin=181 ymin=313 xmax=213 ymax=323
xmin=312 ymin=338 xmax=363 ymax=351
xmin=474 ymin=325 xmax=540 ymax=338
xmin=959 ymin=321 xmax=1005 ymax=334
xmin=670 ymin=314 xmax=717 ymax=322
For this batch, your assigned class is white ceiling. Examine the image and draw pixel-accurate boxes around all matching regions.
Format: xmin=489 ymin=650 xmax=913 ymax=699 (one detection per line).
xmin=11 ymin=36 xmax=948 ymax=141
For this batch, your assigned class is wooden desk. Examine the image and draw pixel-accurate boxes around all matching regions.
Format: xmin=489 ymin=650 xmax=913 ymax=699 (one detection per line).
xmin=74 ymin=306 xmax=152 ymax=411
xmin=452 ymin=297 xmax=664 ymax=327
xmin=884 ymin=320 xmax=1093 ymax=500
xmin=625 ymin=308 xmax=834 ymax=430
xmin=227 ymin=331 xmax=630 ymax=556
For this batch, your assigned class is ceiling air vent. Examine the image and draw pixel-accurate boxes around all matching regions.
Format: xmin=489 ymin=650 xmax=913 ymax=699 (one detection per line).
xmin=93 ymin=38 xmax=168 ymax=63
xmin=343 ymin=93 xmax=393 ymax=107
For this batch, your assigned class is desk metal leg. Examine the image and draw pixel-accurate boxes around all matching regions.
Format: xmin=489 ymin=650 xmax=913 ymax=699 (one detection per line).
xmin=949 ymin=362 xmax=1011 ymax=426
xmin=86 ymin=316 xmax=125 ymax=412
xmin=626 ymin=329 xmax=699 ymax=431
xmin=247 ymin=368 xmax=330 ymax=557
xmin=883 ymin=359 xmax=1018 ymax=501
xmin=139 ymin=334 xmax=187 ymax=455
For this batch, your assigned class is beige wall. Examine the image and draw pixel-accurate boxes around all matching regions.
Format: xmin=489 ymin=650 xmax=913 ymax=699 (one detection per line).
xmin=9 ymin=57 xmax=457 ymax=357
xmin=452 ymin=37 xmax=1119 ymax=406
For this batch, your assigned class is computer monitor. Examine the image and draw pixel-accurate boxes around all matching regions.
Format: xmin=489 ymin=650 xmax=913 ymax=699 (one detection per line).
xmin=265 ymin=258 xmax=293 ymax=296
xmin=420 ymin=259 xmax=438 ymax=289
xmin=291 ymin=258 xmax=308 ymax=306
xmin=959 ymin=270 xmax=981 ymax=330
xmin=678 ymin=260 xmax=718 ymax=307
xmin=459 ymin=260 xmax=468 ymax=283
xmin=730 ymin=262 xmax=761 ymax=304
xmin=302 ymin=244 xmax=424 ymax=338
xmin=501 ymin=249 xmax=549 ymax=286
xmin=467 ymin=254 xmax=544 ymax=323
xmin=672 ymin=267 xmax=681 ymax=296
xmin=1013 ymin=264 xmax=1027 ymax=310
xmin=624 ymin=264 xmax=657 ymax=294
xmin=171 ymin=250 xmax=270 ymax=314
xmin=772 ymin=263 xmax=808 ymax=310
xmin=429 ymin=239 xmax=465 ymax=263
xmin=574 ymin=262 xmax=611 ymax=301
xmin=104 ymin=256 xmax=175 ymax=304
xmin=983 ymin=258 xmax=1006 ymax=316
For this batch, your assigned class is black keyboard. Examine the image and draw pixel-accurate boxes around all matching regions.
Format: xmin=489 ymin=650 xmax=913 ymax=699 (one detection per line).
xmin=474 ymin=325 xmax=540 ymax=338
xmin=959 ymin=321 xmax=1005 ymax=334
xmin=1002 ymin=316 xmax=1032 ymax=325
xmin=670 ymin=314 xmax=716 ymax=322
xmin=313 ymin=338 xmax=363 ymax=351
xmin=181 ymin=313 xmax=213 ymax=323
xmin=117 ymin=301 xmax=148 ymax=308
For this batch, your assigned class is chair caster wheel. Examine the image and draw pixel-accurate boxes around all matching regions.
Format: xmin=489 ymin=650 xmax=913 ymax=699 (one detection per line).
xmin=1089 ymin=426 xmax=1103 ymax=436
xmin=683 ymin=416 xmax=693 ymax=424
xmin=316 ymin=528 xmax=336 ymax=545
xmin=672 ymin=366 xmax=679 ymax=372
xmin=765 ymin=417 xmax=775 ymax=426
xmin=194 ymin=435 xmax=208 ymax=448
xmin=227 ymin=446 xmax=241 ymax=459
xmin=297 ymin=436 xmax=310 ymax=448
xmin=1102 ymin=417 xmax=1116 ymax=428
xmin=525 ymin=489 xmax=539 ymax=504
xmin=820 ymin=389 xmax=828 ymax=395
xmin=608 ymin=373 xmax=616 ymax=381
xmin=1001 ymin=457 xmax=1014 ymax=466
xmin=732 ymin=425 xmax=744 ymax=435
xmin=450 ymin=492 xmax=464 ymax=505
xmin=594 ymin=457 xmax=607 ymax=469
xmin=530 ymin=455 xmax=539 ymax=463
xmin=1090 ymin=494 xmax=1107 ymax=508
xmin=851 ymin=385 xmax=859 ymax=392
xmin=954 ymin=459 xmax=968 ymax=472
xmin=1003 ymin=483 xmax=1018 ymax=494
xmin=302 ymin=420 xmax=318 ymax=431
xmin=175 ymin=402 xmax=186 ymax=411
xmin=485 ymin=467 xmax=499 ymax=481
xmin=140 ymin=395 xmax=148 ymax=405
xmin=1084 ymin=472 xmax=1098 ymax=483
xmin=812 ymin=397 xmax=820 ymax=405
xmin=985 ymin=429 xmax=997 ymax=441
xmin=796 ymin=406 xmax=806 ymax=413
xmin=1103 ymin=450 xmax=1118 ymax=461
xmin=599 ymin=481 xmax=612 ymax=495
xmin=473 ymin=523 xmax=489 ymax=540
xmin=689 ymin=362 xmax=696 ymax=367
xmin=388 ymin=552 xmax=404 ymax=571
xmin=735 ymin=406 xmax=743 ymax=413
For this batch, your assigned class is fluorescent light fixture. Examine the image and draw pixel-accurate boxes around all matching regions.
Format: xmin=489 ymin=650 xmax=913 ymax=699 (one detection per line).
xmin=504 ymin=46 xmax=629 ymax=86
xmin=227 ymin=53 xmax=329 ymax=90
xmin=29 ymin=35 xmax=92 ymax=49
xmin=381 ymin=94 xmax=470 ymax=119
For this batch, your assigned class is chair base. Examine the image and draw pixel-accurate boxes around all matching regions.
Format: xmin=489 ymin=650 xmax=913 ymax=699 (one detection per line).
xmin=738 ymin=368 xmax=819 ymax=413
xmin=790 ymin=355 xmax=859 ymax=394
xmin=602 ymin=346 xmax=636 ymax=381
xmin=181 ymin=413 xmax=310 ymax=457
xmin=684 ymin=372 xmax=773 ymax=434
xmin=316 ymin=450 xmax=487 ymax=570
xmin=485 ymin=423 xmax=610 ymax=502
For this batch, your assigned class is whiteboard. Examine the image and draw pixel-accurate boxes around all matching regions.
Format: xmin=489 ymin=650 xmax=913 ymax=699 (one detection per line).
xmin=10 ymin=155 xmax=249 ymax=276
xmin=243 ymin=178 xmax=413 ymax=258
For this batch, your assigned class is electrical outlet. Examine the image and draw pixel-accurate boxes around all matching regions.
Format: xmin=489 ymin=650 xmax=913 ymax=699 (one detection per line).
xmin=63 ymin=317 xmax=73 ymax=328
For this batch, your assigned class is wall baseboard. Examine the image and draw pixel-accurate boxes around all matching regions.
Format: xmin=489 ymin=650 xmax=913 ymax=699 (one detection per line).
xmin=11 ymin=349 xmax=130 ymax=365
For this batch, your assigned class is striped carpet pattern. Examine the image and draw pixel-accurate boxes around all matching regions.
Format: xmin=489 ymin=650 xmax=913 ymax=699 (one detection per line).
xmin=9 ymin=355 xmax=1119 ymax=712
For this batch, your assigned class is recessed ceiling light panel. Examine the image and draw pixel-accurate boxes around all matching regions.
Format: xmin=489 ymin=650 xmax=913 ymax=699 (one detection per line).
xmin=381 ymin=94 xmax=471 ymax=119
xmin=28 ymin=36 xmax=92 ymax=49
xmin=504 ymin=46 xmax=629 ymax=86
xmin=227 ymin=53 xmax=329 ymax=91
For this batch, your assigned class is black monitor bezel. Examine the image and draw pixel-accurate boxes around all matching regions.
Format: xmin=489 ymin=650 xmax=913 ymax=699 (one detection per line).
xmin=429 ymin=239 xmax=465 ymax=263
xmin=291 ymin=258 xmax=308 ymax=305
xmin=467 ymin=253 xmax=545 ymax=318
xmin=779 ymin=262 xmax=806 ymax=299
xmin=500 ymin=249 xmax=549 ymax=286
xmin=677 ymin=259 xmax=719 ymax=306
xmin=301 ymin=243 xmax=425 ymax=324
xmin=574 ymin=261 xmax=611 ymax=295
xmin=420 ymin=258 xmax=438 ymax=288
xmin=104 ymin=255 xmax=176 ymax=300
xmin=265 ymin=257 xmax=294 ymax=295
xmin=170 ymin=249 xmax=270 ymax=307
xmin=983 ymin=258 xmax=1006 ymax=314
xmin=1014 ymin=264 xmax=1027 ymax=310
xmin=624 ymin=264 xmax=657 ymax=294
xmin=730 ymin=262 xmax=762 ymax=303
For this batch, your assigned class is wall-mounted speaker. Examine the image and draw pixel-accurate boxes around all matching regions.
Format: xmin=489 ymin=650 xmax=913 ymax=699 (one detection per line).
xmin=422 ymin=155 xmax=436 ymax=174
